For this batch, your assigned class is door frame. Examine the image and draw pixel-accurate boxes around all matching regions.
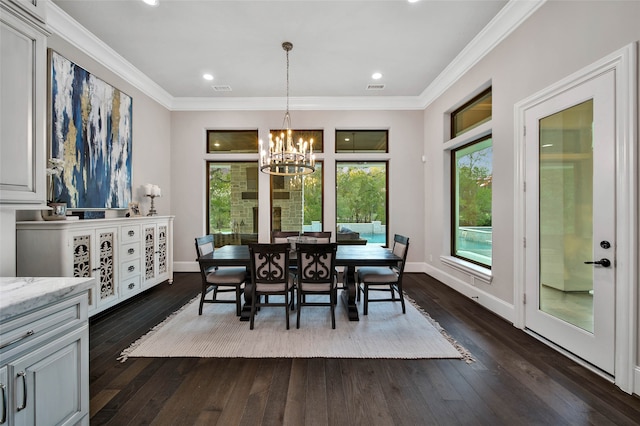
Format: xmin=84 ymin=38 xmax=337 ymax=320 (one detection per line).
xmin=513 ymin=43 xmax=638 ymax=393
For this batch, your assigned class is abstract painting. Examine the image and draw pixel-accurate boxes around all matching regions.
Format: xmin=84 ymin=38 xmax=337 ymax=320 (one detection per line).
xmin=50 ymin=50 xmax=132 ymax=209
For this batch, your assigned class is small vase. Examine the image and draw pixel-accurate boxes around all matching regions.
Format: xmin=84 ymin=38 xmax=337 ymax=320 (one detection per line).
xmin=42 ymin=202 xmax=67 ymax=221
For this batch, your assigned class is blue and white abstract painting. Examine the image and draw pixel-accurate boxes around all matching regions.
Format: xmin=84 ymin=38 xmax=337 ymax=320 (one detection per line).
xmin=51 ymin=51 xmax=132 ymax=209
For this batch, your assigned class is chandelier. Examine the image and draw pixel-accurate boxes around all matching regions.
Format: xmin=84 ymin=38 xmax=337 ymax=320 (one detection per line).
xmin=259 ymin=42 xmax=315 ymax=176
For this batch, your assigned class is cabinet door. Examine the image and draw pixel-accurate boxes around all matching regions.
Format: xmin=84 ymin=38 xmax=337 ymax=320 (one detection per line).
xmin=142 ymin=222 xmax=170 ymax=288
xmin=0 ymin=365 xmax=7 ymax=425
xmin=0 ymin=8 xmax=47 ymax=204
xmin=11 ymin=326 xmax=89 ymax=426
xmin=142 ymin=224 xmax=157 ymax=286
xmin=69 ymin=228 xmax=118 ymax=310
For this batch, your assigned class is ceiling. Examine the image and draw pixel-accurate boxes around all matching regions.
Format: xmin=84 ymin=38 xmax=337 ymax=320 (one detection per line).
xmin=50 ymin=0 xmax=531 ymax=109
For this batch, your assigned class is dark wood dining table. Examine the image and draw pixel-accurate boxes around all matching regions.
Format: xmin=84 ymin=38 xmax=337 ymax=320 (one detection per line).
xmin=197 ymin=244 xmax=402 ymax=321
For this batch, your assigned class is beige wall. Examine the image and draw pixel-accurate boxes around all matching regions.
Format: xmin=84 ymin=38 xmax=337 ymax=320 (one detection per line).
xmin=170 ymin=109 xmax=425 ymax=268
xmin=422 ymin=0 xmax=639 ymax=372
xmin=46 ymin=35 xmax=173 ymax=219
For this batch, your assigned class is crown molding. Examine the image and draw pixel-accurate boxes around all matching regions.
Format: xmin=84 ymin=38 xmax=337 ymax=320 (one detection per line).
xmin=47 ymin=0 xmax=545 ymax=112
xmin=171 ymin=95 xmax=426 ymax=111
xmin=47 ymin=1 xmax=174 ymax=109
xmin=417 ymin=0 xmax=546 ymax=108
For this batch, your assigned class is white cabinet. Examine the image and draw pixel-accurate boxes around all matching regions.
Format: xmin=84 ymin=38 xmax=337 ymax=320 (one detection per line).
xmin=68 ymin=226 xmax=119 ymax=313
xmin=0 ymin=282 xmax=91 ymax=426
xmin=16 ymin=216 xmax=174 ymax=317
xmin=142 ymin=219 xmax=171 ymax=290
xmin=0 ymin=0 xmax=49 ymax=205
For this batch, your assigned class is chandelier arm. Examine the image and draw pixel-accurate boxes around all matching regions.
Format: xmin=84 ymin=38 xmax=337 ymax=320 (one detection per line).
xmin=260 ymin=41 xmax=315 ymax=177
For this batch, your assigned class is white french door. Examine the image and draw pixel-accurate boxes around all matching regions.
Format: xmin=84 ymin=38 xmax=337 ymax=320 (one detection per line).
xmin=524 ymin=70 xmax=615 ymax=374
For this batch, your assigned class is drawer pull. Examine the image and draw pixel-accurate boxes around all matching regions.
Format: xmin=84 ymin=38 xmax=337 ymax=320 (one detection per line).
xmin=128 ymin=248 xmax=135 ymax=255
xmin=0 ymin=383 xmax=6 ymax=424
xmin=16 ymin=372 xmax=26 ymax=411
xmin=128 ymin=283 xmax=135 ymax=290
xmin=128 ymin=265 xmax=135 ymax=272
xmin=128 ymin=230 xmax=135 ymax=237
xmin=0 ymin=330 xmax=34 ymax=350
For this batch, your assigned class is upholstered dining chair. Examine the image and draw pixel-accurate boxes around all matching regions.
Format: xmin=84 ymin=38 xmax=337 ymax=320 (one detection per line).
xmin=357 ymin=234 xmax=410 ymax=315
xmin=295 ymin=243 xmax=338 ymax=329
xmin=195 ymin=235 xmax=247 ymax=316
xmin=302 ymin=231 xmax=332 ymax=243
xmin=271 ymin=231 xmax=300 ymax=243
xmin=248 ymin=243 xmax=295 ymax=330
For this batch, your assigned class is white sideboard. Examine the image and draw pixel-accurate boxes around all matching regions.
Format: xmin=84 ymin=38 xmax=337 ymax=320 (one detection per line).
xmin=16 ymin=216 xmax=174 ymax=317
xmin=0 ymin=276 xmax=93 ymax=426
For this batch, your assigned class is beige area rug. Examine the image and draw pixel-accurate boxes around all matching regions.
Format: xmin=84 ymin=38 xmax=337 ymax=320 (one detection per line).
xmin=119 ymin=292 xmax=471 ymax=362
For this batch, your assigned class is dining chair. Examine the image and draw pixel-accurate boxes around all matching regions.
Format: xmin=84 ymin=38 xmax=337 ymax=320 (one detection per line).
xmin=248 ymin=243 xmax=295 ymax=330
xmin=295 ymin=243 xmax=338 ymax=329
xmin=195 ymin=235 xmax=247 ymax=316
xmin=302 ymin=231 xmax=332 ymax=243
xmin=357 ymin=234 xmax=410 ymax=315
xmin=271 ymin=231 xmax=300 ymax=243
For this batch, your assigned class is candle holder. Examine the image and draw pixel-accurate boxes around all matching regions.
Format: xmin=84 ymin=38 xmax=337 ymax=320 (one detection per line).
xmin=146 ymin=194 xmax=157 ymax=216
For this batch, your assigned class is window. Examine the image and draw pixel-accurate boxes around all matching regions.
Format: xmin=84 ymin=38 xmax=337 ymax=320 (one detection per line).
xmin=335 ymin=130 xmax=388 ymax=153
xmin=271 ymin=162 xmax=324 ymax=232
xmin=268 ymin=129 xmax=324 ymax=153
xmin=451 ymin=136 xmax=492 ymax=267
xmin=207 ymin=130 xmax=258 ymax=153
xmin=451 ymin=88 xmax=492 ymax=138
xmin=336 ymin=162 xmax=388 ymax=246
xmin=206 ymin=162 xmax=258 ymax=247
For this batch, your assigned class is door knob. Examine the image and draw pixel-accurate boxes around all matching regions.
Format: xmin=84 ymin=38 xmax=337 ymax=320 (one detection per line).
xmin=584 ymin=258 xmax=611 ymax=267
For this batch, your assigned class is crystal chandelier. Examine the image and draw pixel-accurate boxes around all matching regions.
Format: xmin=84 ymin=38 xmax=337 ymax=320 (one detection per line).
xmin=259 ymin=42 xmax=315 ymax=176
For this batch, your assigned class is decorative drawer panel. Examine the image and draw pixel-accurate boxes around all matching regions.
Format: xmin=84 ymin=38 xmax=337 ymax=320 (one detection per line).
xmin=121 ymin=224 xmax=141 ymax=244
xmin=120 ymin=275 xmax=141 ymax=297
xmin=121 ymin=242 xmax=141 ymax=262
xmin=120 ymin=259 xmax=140 ymax=279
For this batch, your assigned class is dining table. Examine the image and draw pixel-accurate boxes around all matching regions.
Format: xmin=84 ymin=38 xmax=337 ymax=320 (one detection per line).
xmin=197 ymin=243 xmax=402 ymax=321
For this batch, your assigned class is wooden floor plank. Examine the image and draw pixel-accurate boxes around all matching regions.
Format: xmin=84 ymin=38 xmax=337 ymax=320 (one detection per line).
xmin=87 ymin=272 xmax=640 ymax=426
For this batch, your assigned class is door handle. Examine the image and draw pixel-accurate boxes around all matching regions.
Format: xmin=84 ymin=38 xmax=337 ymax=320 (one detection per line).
xmin=584 ymin=258 xmax=611 ymax=267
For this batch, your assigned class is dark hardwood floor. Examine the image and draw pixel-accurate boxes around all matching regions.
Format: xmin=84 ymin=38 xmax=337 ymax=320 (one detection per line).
xmin=89 ymin=272 xmax=640 ymax=425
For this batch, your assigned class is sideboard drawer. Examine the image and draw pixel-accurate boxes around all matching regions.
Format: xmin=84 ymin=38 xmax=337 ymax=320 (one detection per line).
xmin=121 ymin=242 xmax=141 ymax=262
xmin=120 ymin=275 xmax=141 ymax=297
xmin=120 ymin=259 xmax=140 ymax=279
xmin=121 ymin=224 xmax=141 ymax=244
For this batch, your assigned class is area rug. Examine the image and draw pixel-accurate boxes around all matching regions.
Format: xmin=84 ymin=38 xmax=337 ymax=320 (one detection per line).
xmin=119 ymin=293 xmax=471 ymax=362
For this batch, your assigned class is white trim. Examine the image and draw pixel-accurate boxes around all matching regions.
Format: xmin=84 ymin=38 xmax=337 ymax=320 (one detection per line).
xmin=635 ymin=367 xmax=640 ymax=396
xmin=513 ymin=43 xmax=638 ymax=394
xmin=440 ymin=255 xmax=492 ymax=284
xmin=47 ymin=0 xmax=544 ymax=112
xmin=418 ymin=0 xmax=545 ymax=109
xmin=46 ymin=1 xmax=174 ymax=109
xmin=425 ymin=264 xmax=513 ymax=323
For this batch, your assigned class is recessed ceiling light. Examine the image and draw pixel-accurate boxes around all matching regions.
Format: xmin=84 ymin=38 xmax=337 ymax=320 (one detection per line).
xmin=408 ymin=0 xmax=420 ymax=3
xmin=372 ymin=72 xmax=382 ymax=80
xmin=203 ymin=73 xmax=214 ymax=81
xmin=142 ymin=0 xmax=159 ymax=6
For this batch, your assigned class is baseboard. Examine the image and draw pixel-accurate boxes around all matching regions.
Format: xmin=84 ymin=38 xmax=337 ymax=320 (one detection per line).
xmin=634 ymin=367 xmax=640 ymax=396
xmin=423 ymin=263 xmax=515 ymax=323
xmin=174 ymin=261 xmax=199 ymax=273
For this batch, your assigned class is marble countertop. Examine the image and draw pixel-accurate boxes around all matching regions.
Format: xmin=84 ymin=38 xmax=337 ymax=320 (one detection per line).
xmin=0 ymin=277 xmax=94 ymax=322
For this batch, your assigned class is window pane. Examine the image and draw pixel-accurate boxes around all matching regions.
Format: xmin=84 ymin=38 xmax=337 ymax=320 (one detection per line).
xmin=269 ymin=129 xmax=323 ymax=153
xmin=452 ymin=136 xmax=492 ymax=267
xmin=207 ymin=162 xmax=258 ymax=246
xmin=207 ymin=130 xmax=258 ymax=153
xmin=336 ymin=162 xmax=387 ymax=246
xmin=335 ymin=130 xmax=388 ymax=153
xmin=271 ymin=162 xmax=323 ymax=232
xmin=451 ymin=89 xmax=492 ymax=138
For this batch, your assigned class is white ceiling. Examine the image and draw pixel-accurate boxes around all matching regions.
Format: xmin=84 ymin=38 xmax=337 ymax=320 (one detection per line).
xmin=50 ymin=0 xmax=542 ymax=110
